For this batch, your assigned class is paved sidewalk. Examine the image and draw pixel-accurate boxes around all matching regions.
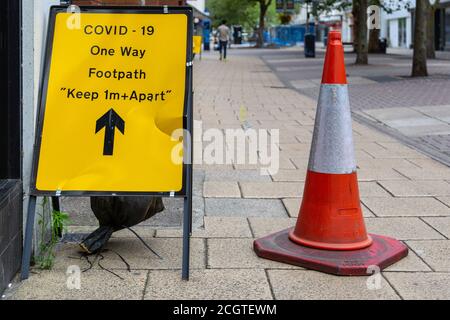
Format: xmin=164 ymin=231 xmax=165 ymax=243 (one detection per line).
xmin=7 ymin=50 xmax=450 ymax=300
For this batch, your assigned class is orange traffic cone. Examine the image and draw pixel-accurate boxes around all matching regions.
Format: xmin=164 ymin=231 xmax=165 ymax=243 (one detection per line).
xmin=254 ymin=31 xmax=408 ymax=275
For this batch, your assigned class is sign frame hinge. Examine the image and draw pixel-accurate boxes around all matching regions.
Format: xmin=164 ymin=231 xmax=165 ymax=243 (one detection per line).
xmin=163 ymin=5 xmax=169 ymax=14
xmin=55 ymin=190 xmax=61 ymax=197
xmin=170 ymin=191 xmax=175 ymax=197
xmin=186 ymin=61 xmax=193 ymax=67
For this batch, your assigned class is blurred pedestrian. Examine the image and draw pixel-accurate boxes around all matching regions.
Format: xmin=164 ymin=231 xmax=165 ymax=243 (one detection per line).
xmin=216 ymin=20 xmax=230 ymax=61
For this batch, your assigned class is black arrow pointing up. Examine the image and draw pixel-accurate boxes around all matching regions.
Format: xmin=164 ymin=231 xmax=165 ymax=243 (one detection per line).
xmin=95 ymin=108 xmax=125 ymax=156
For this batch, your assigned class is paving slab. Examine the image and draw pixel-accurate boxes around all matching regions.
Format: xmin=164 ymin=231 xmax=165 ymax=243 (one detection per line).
xmin=203 ymin=181 xmax=241 ymax=198
xmin=207 ymin=238 xmax=302 ymax=269
xmin=12 ymin=270 xmax=147 ymax=300
xmin=205 ymin=198 xmax=288 ymax=217
xmin=144 ymin=269 xmax=273 ymax=300
xmin=408 ymin=158 xmax=450 ymax=170
xmin=365 ymin=217 xmax=445 ymax=240
xmin=267 ymin=270 xmax=400 ymax=300
xmin=156 ymin=217 xmax=252 ymax=238
xmin=204 ymin=169 xmax=271 ymax=182
xmin=248 ymin=217 xmax=297 ymax=238
xmin=395 ymin=124 xmax=450 ymax=137
xmin=358 ymin=182 xmax=392 ymax=197
xmin=356 ymin=168 xmax=407 ymax=181
xmin=378 ymin=180 xmax=450 ymax=197
xmin=362 ymin=197 xmax=450 ymax=217
xmin=407 ymin=240 xmax=450 ymax=271
xmin=270 ymin=169 xmax=307 ymax=182
xmin=356 ymin=158 xmax=420 ymax=169
xmin=240 ymin=182 xmax=304 ymax=198
xmin=412 ymin=105 xmax=450 ymax=123
xmin=394 ymin=166 xmax=450 ymax=180
xmin=422 ymin=217 xmax=450 ymax=238
xmin=281 ymin=198 xmax=301 ymax=218
xmin=384 ymin=272 xmax=450 ymax=300
xmin=51 ymin=237 xmax=205 ymax=271
xmin=384 ymin=250 xmax=432 ymax=272
xmin=362 ymin=107 xmax=426 ymax=121
xmin=437 ymin=196 xmax=450 ymax=208
xmin=360 ymin=142 xmax=426 ymax=159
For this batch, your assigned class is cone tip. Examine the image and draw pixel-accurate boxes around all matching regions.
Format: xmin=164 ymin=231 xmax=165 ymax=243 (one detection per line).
xmin=328 ymin=30 xmax=341 ymax=42
xmin=321 ymin=30 xmax=347 ymax=84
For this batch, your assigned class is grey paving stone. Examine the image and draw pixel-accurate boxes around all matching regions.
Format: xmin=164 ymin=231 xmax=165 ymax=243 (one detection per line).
xmin=356 ymin=158 xmax=420 ymax=170
xmin=365 ymin=217 xmax=444 ymax=240
xmin=203 ymin=181 xmax=241 ymax=198
xmin=204 ymin=169 xmax=271 ymax=182
xmin=156 ymin=217 xmax=252 ymax=238
xmin=358 ymin=182 xmax=392 ymax=197
xmin=267 ymin=270 xmax=400 ymax=300
xmin=205 ymin=198 xmax=288 ymax=217
xmin=207 ymin=238 xmax=302 ymax=269
xmin=356 ymin=168 xmax=407 ymax=181
xmin=422 ymin=217 xmax=450 ymax=238
xmin=12 ymin=270 xmax=147 ymax=300
xmin=240 ymin=182 xmax=304 ymax=198
xmin=437 ymin=196 xmax=450 ymax=208
xmin=281 ymin=198 xmax=301 ymax=218
xmin=384 ymin=250 xmax=432 ymax=272
xmin=362 ymin=197 xmax=450 ymax=217
xmin=249 ymin=217 xmax=297 ymax=238
xmin=192 ymin=196 xmax=206 ymax=229
xmin=385 ymin=117 xmax=444 ymax=128
xmin=384 ymin=272 xmax=450 ymax=300
xmin=378 ymin=180 xmax=450 ymax=197
xmin=396 ymin=124 xmax=450 ymax=137
xmin=412 ymin=105 xmax=450 ymax=123
xmin=362 ymin=107 xmax=424 ymax=122
xmin=408 ymin=158 xmax=450 ymax=170
xmin=407 ymin=240 xmax=450 ymax=271
xmin=394 ymin=166 xmax=450 ymax=180
xmin=144 ymin=269 xmax=273 ymax=300
xmin=270 ymin=169 xmax=307 ymax=182
xmin=360 ymin=142 xmax=426 ymax=159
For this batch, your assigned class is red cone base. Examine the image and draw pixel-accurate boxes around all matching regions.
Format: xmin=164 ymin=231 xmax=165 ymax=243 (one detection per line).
xmin=254 ymin=228 xmax=408 ymax=276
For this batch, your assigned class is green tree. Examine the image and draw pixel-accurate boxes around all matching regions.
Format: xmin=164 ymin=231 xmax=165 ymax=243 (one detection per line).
xmin=206 ymin=0 xmax=257 ymax=29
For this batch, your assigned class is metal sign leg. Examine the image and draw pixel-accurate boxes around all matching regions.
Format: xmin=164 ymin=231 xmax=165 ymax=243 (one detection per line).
xmin=182 ymin=193 xmax=191 ymax=280
xmin=182 ymin=149 xmax=193 ymax=280
xmin=21 ymin=195 xmax=37 ymax=280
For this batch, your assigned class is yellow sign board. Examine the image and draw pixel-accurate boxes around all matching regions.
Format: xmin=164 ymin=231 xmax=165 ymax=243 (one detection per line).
xmin=32 ymin=7 xmax=193 ymax=195
xmin=193 ymin=35 xmax=202 ymax=54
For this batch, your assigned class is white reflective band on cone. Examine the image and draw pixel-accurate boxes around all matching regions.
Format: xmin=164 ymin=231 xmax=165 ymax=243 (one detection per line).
xmin=308 ymin=84 xmax=356 ymax=174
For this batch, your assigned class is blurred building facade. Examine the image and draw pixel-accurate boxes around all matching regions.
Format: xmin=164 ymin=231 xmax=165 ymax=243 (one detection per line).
xmin=292 ymin=0 xmax=450 ymax=51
